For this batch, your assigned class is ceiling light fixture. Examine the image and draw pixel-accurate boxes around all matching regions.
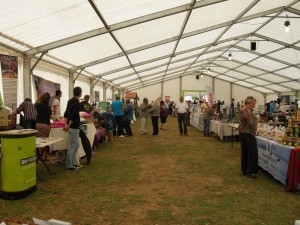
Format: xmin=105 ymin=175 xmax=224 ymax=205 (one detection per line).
xmin=228 ymin=53 xmax=232 ymax=61
xmin=208 ymin=68 xmax=211 ymax=74
xmin=200 ymin=74 xmax=203 ymax=78
xmin=284 ymin=20 xmax=290 ymax=32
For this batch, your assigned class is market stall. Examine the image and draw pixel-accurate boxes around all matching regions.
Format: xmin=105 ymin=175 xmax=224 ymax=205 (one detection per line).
xmin=210 ymin=120 xmax=239 ymax=140
xmin=50 ymin=123 xmax=96 ymax=165
xmin=190 ymin=112 xmax=239 ymax=140
xmin=256 ymin=136 xmax=300 ymax=191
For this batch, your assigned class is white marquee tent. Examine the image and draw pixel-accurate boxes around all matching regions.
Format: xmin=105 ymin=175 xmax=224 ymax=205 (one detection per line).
xmin=0 ymin=0 xmax=300 ymax=110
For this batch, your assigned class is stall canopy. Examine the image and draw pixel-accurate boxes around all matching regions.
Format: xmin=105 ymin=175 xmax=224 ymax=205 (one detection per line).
xmin=0 ymin=0 xmax=300 ymax=95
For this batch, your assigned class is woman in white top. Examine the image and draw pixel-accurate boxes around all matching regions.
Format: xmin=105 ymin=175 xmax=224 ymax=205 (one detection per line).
xmin=52 ymin=90 xmax=62 ymax=121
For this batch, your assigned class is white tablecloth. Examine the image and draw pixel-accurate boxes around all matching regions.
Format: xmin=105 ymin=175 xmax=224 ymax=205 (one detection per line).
xmin=50 ymin=124 xmax=96 ymax=164
xmin=190 ymin=114 xmax=239 ymax=140
xmin=209 ymin=120 xmax=239 ymax=140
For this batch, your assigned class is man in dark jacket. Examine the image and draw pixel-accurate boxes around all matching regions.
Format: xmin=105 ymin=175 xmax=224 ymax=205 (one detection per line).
xmin=63 ymin=86 xmax=82 ymax=170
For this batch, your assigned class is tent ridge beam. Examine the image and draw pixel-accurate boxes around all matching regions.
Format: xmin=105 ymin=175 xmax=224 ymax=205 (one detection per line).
xmin=31 ymin=51 xmax=48 ymax=73
xmin=24 ymin=0 xmax=226 ymax=56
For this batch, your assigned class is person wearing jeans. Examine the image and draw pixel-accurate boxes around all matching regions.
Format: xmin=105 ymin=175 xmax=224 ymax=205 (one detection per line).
xmin=63 ymin=86 xmax=82 ymax=170
xmin=203 ymin=105 xmax=215 ymax=136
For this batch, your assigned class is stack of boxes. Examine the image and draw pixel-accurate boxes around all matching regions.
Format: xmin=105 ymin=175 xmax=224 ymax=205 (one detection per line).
xmin=0 ymin=106 xmax=16 ymax=131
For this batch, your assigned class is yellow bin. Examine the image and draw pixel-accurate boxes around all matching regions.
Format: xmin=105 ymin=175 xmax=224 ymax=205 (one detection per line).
xmin=0 ymin=130 xmax=37 ymax=200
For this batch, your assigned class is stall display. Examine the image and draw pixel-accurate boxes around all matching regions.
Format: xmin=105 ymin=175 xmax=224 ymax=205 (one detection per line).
xmin=256 ymin=136 xmax=300 ymax=191
xmin=0 ymin=130 xmax=37 ymax=200
xmin=256 ymin=125 xmax=285 ymax=142
xmin=0 ymin=106 xmax=16 ymax=131
xmin=190 ymin=112 xmax=204 ymax=131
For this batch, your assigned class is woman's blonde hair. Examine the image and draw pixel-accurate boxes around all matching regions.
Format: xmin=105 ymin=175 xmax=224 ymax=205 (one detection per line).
xmin=153 ymin=100 xmax=160 ymax=107
xmin=244 ymin=96 xmax=256 ymax=105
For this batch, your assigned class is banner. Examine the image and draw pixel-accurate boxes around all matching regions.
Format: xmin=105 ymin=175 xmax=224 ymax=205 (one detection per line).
xmin=0 ymin=54 xmax=18 ymax=110
xmin=33 ymin=75 xmax=60 ymax=105
xmin=256 ymin=136 xmax=291 ymax=185
xmin=205 ymin=86 xmax=214 ymax=106
xmin=94 ymin=91 xmax=100 ymax=102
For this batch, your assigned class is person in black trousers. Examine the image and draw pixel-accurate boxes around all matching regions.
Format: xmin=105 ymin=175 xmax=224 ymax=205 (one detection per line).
xmin=149 ymin=100 xmax=160 ymax=135
xmin=238 ymin=96 xmax=260 ymax=178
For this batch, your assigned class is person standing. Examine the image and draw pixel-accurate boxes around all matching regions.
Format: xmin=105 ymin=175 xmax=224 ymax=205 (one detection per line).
xmin=238 ymin=96 xmax=259 ymax=178
xmin=35 ymin=92 xmax=52 ymax=162
xmin=159 ymin=100 xmax=168 ymax=130
xmin=16 ymin=98 xmax=37 ymax=129
xmin=52 ymin=89 xmax=62 ymax=121
xmin=203 ymin=105 xmax=215 ymax=136
xmin=216 ymin=100 xmax=222 ymax=114
xmin=123 ymin=99 xmax=133 ymax=136
xmin=35 ymin=92 xmax=52 ymax=137
xmin=111 ymin=96 xmax=124 ymax=137
xmin=149 ymin=100 xmax=160 ymax=135
xmin=63 ymin=86 xmax=82 ymax=170
xmin=140 ymin=97 xmax=150 ymax=134
xmin=80 ymin=95 xmax=92 ymax=113
xmin=175 ymin=96 xmax=189 ymax=135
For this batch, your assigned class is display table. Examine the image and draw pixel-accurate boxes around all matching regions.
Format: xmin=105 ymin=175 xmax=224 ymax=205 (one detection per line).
xmin=0 ymin=130 xmax=37 ymax=200
xmin=36 ymin=137 xmax=63 ymax=179
xmin=227 ymin=123 xmax=239 ymax=148
xmin=190 ymin=112 xmax=204 ymax=130
xmin=256 ymin=136 xmax=300 ymax=191
xmin=190 ymin=113 xmax=239 ymax=140
xmin=210 ymin=120 xmax=239 ymax=140
xmin=50 ymin=124 xmax=96 ymax=165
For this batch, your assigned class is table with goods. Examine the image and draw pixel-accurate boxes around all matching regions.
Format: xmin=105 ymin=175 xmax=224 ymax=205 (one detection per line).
xmin=255 ymin=110 xmax=300 ymax=191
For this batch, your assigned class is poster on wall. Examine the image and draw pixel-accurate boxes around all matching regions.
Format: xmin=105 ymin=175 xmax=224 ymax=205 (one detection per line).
xmin=94 ymin=91 xmax=100 ymax=102
xmin=0 ymin=54 xmax=18 ymax=110
xmin=205 ymin=86 xmax=214 ymax=106
xmin=33 ymin=75 xmax=61 ymax=105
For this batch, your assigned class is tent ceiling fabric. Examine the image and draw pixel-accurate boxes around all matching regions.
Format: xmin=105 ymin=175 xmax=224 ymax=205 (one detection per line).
xmin=0 ymin=0 xmax=300 ymax=94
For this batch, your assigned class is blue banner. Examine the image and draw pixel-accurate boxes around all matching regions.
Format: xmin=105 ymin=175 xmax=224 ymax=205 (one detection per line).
xmin=257 ymin=136 xmax=292 ymax=185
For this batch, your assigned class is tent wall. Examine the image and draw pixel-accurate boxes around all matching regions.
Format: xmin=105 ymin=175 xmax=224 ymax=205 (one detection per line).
xmin=135 ymin=83 xmax=162 ymax=104
xmin=266 ymin=93 xmax=279 ymax=103
xmin=232 ymin=85 xmax=264 ymax=107
xmin=213 ymin=79 xmax=231 ymax=105
xmin=163 ymin=79 xmax=180 ymax=102
xmin=134 ymin=75 xmax=266 ymax=107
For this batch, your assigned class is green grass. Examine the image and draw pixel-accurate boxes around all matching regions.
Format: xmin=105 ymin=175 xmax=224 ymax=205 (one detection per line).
xmin=1 ymin=117 xmax=300 ymax=225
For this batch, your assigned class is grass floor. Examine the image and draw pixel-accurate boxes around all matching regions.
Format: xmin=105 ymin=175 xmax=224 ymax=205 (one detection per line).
xmin=1 ymin=117 xmax=300 ymax=225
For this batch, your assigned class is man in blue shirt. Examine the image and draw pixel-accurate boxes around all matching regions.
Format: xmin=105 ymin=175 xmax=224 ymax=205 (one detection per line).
xmin=111 ymin=96 xmax=124 ymax=137
xmin=269 ymin=100 xmax=275 ymax=114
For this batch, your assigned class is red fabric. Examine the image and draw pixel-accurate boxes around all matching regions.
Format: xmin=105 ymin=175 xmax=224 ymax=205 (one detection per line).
xmin=81 ymin=112 xmax=93 ymax=117
xmin=51 ymin=120 xmax=65 ymax=128
xmin=286 ymin=148 xmax=300 ymax=192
